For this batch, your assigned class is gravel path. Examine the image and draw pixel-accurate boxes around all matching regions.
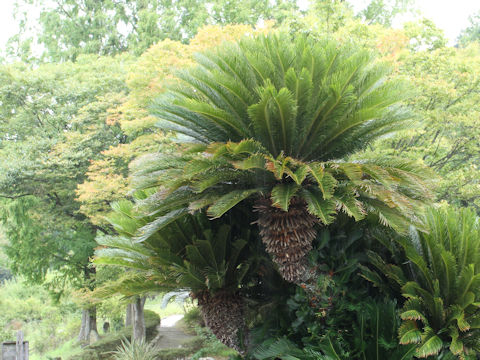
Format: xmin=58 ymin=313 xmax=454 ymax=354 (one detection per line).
xmin=153 ymin=314 xmax=195 ymax=349
xmin=161 ymin=314 xmax=184 ymax=327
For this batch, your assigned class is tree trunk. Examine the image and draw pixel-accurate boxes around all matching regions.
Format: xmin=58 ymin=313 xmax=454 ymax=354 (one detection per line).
xmin=126 ymin=302 xmax=134 ymax=327
xmin=89 ymin=306 xmax=100 ymax=342
xmin=78 ymin=309 xmax=91 ymax=344
xmin=78 ymin=307 xmax=99 ymax=344
xmin=132 ymin=297 xmax=146 ymax=341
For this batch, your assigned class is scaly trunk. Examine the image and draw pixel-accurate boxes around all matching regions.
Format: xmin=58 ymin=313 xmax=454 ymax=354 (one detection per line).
xmin=254 ymin=197 xmax=317 ymax=283
xmin=132 ymin=297 xmax=146 ymax=341
xmin=196 ymin=291 xmax=247 ymax=354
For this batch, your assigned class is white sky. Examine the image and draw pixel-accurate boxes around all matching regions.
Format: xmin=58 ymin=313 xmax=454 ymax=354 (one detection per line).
xmin=0 ymin=0 xmax=480 ymax=51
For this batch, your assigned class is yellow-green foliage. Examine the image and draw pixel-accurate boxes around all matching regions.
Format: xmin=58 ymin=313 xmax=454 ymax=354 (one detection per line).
xmin=0 ymin=278 xmax=80 ymax=358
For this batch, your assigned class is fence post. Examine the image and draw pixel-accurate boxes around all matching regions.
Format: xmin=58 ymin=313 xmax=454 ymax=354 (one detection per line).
xmin=15 ymin=331 xmax=23 ymax=360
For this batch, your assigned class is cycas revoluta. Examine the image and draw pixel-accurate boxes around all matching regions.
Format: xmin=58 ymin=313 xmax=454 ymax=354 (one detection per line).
xmin=362 ymin=207 xmax=480 ymax=359
xmin=95 ymin=199 xmax=255 ymax=353
xmin=135 ymin=33 xmax=434 ymax=283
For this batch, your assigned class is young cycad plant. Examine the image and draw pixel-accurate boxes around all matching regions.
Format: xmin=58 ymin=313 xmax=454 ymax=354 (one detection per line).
xmin=362 ymin=206 xmax=480 ymax=359
xmin=112 ymin=338 xmax=159 ymax=360
xmin=134 ymin=33 xmax=434 ymax=282
xmin=95 ymin=200 xmax=256 ymax=353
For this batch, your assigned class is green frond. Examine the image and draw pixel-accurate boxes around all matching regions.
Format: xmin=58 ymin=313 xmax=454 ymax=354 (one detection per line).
xmin=415 ymin=331 xmax=443 ymax=358
xmin=153 ymin=33 xmax=411 ymax=161
xmin=399 ymin=320 xmax=422 ymax=345
xmin=301 ymin=187 xmax=336 ymax=225
xmin=401 ymin=310 xmax=427 ymax=322
xmin=270 ymin=183 xmax=300 ymax=211
xmin=206 ymin=188 xmax=261 ymax=219
xmin=307 ymin=163 xmax=337 ymax=199
xmin=135 ymin=208 xmax=188 ymax=242
xmin=334 ymin=185 xmax=366 ymax=221
xmin=285 ymin=164 xmax=308 ymax=185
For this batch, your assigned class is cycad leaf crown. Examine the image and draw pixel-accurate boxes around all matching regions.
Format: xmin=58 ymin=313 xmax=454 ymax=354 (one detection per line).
xmin=152 ymin=34 xmax=412 ymax=162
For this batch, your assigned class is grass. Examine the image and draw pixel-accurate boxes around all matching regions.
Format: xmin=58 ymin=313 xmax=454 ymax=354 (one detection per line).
xmin=38 ymin=339 xmax=83 ymax=360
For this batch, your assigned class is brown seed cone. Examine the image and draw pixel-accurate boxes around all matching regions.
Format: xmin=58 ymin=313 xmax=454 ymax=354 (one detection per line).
xmin=194 ymin=291 xmax=247 ymax=354
xmin=254 ymin=196 xmax=318 ymax=283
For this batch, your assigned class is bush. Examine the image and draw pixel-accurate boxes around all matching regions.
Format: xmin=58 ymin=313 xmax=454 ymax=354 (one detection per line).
xmin=183 ymin=307 xmax=203 ymax=328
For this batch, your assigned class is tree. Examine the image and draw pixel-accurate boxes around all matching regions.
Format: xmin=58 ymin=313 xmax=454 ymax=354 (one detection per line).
xmin=0 ymin=54 xmax=133 ymax=343
xmin=129 ymin=33 xmax=433 ymax=284
xmin=76 ymin=24 xmax=275 ymax=226
xmin=458 ymin=11 xmax=480 ymax=47
xmin=367 ymin=43 xmax=480 ymax=213
xmin=358 ymin=0 xmax=415 ymax=27
xmin=403 ymin=18 xmax=446 ymax=51
xmin=9 ymin=0 xmax=298 ymax=62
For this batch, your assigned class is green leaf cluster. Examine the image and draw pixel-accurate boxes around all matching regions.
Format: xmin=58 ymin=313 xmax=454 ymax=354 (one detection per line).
xmin=95 ymin=199 xmax=256 ymax=298
xmin=363 ymin=206 xmax=480 ymax=358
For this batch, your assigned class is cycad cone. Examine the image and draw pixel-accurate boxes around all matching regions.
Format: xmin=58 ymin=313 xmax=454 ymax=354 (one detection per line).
xmin=255 ymin=197 xmax=317 ymax=283
xmin=195 ymin=291 xmax=247 ymax=354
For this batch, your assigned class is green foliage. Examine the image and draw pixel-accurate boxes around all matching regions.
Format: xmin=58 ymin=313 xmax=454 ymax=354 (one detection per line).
xmin=0 ymin=54 xmax=132 ymax=294
xmin=69 ymin=310 xmax=160 ymax=360
xmin=364 ymin=206 xmax=480 ymax=358
xmin=111 ymin=338 xmax=159 ymax=360
xmin=183 ymin=307 xmax=204 ymax=328
xmin=10 ymin=0 xmax=299 ymax=62
xmin=95 ymin=199 xmax=258 ymax=297
xmin=458 ymin=11 xmax=480 ymax=47
xmin=358 ymin=0 xmax=415 ymax=27
xmin=403 ymin=18 xmax=447 ymax=51
xmin=0 ymin=277 xmax=80 ymax=358
xmin=369 ymin=36 xmax=480 ymax=213
xmin=134 ymin=33 xmax=433 ymax=239
xmin=189 ymin=326 xmax=238 ymax=359
xmin=254 ymin=300 xmax=416 ymax=360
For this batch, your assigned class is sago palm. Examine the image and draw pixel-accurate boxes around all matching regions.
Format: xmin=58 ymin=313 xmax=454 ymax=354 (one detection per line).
xmin=95 ymin=200 xmax=255 ymax=353
xmin=362 ymin=206 xmax=480 ymax=359
xmin=133 ymin=33 xmax=434 ymax=282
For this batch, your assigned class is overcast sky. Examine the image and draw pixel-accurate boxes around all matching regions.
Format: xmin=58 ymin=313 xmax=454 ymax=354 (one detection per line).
xmin=1 ymin=0 xmax=480 ymax=50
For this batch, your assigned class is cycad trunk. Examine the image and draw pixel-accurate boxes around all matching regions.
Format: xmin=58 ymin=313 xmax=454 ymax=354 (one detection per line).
xmin=196 ymin=291 xmax=247 ymax=354
xmin=254 ymin=197 xmax=317 ymax=283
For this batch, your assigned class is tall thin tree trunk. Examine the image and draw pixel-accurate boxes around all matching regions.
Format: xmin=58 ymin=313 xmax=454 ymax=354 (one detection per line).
xmin=132 ymin=297 xmax=146 ymax=341
xmin=126 ymin=303 xmax=134 ymax=327
xmin=78 ymin=307 xmax=99 ymax=344
xmin=89 ymin=306 xmax=100 ymax=342
xmin=78 ymin=309 xmax=91 ymax=344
